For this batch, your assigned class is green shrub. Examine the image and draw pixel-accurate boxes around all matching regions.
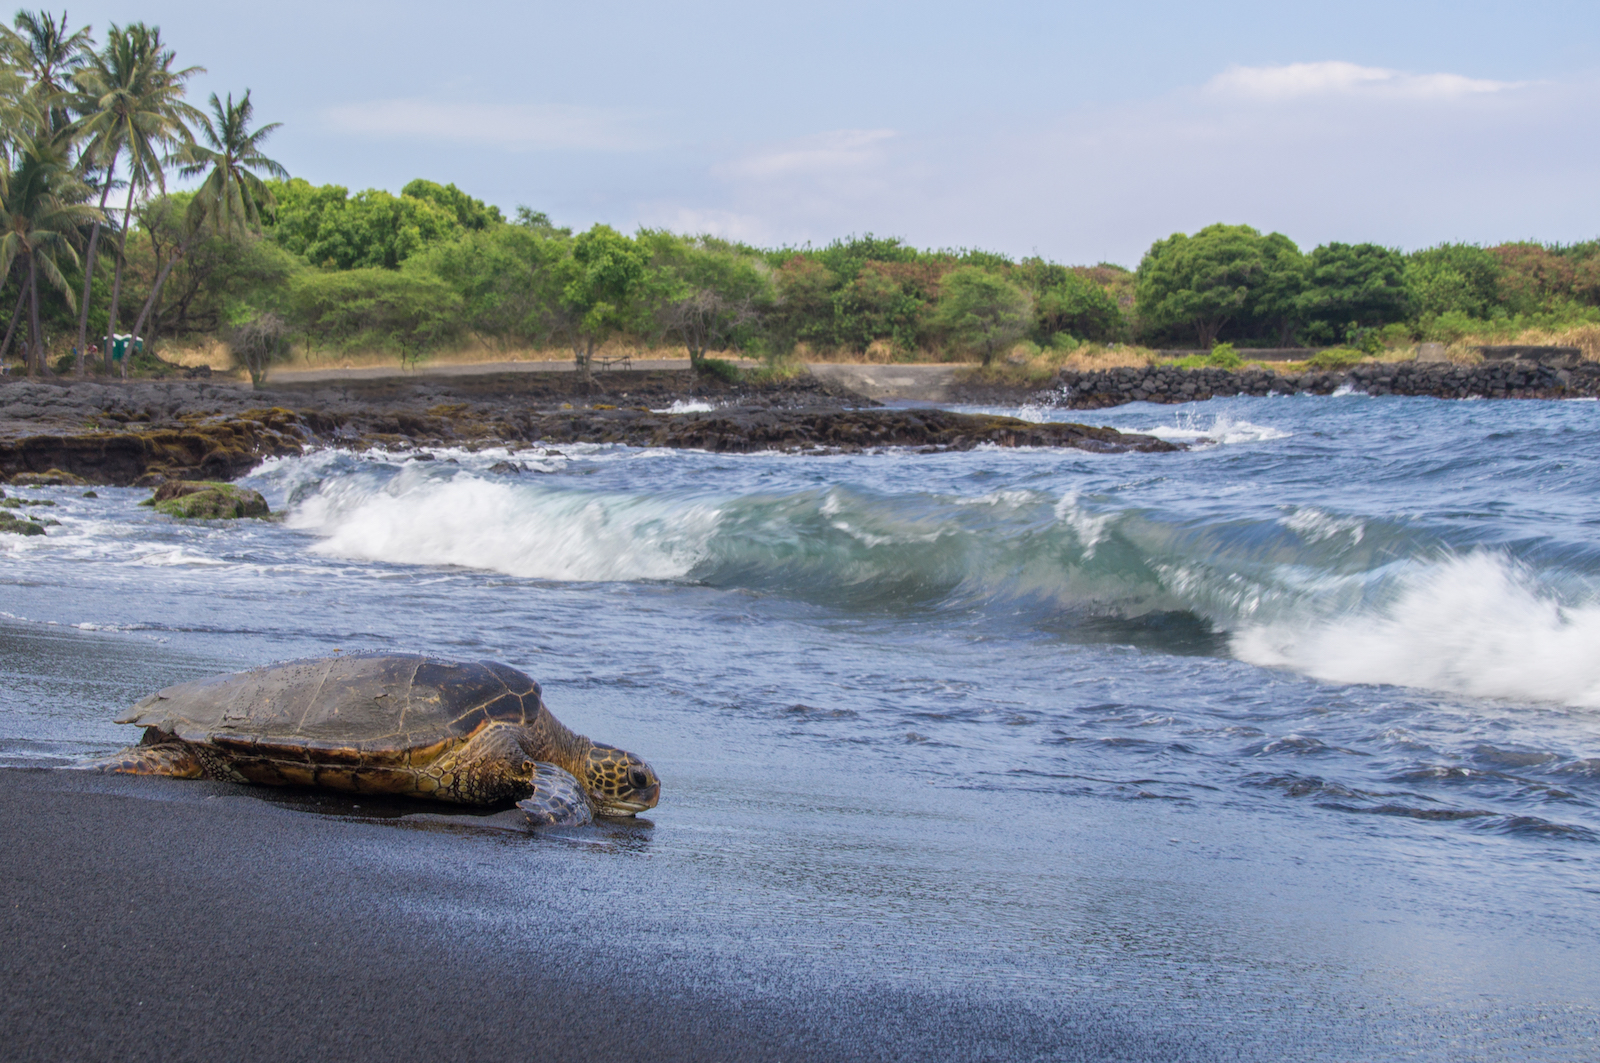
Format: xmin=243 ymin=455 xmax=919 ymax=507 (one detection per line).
xmin=1379 ymin=322 xmax=1414 ymax=347
xmin=1419 ymin=310 xmax=1485 ymax=345
xmin=1307 ymin=347 xmax=1365 ymax=369
xmin=1206 ymin=342 xmax=1242 ymax=368
xmin=1049 ymin=332 xmax=1081 ymax=352
xmin=290 ymin=269 xmax=464 ymax=367
xmin=696 ymin=357 xmax=742 ymax=383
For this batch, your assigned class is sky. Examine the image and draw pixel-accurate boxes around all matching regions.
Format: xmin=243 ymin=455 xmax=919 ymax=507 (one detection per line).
xmin=60 ymin=0 xmax=1600 ymax=265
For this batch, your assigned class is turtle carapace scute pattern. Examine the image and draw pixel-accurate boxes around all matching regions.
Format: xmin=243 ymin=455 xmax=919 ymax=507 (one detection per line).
xmin=100 ymin=654 xmax=660 ymax=826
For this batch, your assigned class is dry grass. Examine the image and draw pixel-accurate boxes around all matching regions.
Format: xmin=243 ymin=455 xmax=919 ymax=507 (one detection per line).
xmin=284 ymin=344 xmax=574 ymax=371
xmin=956 ymin=343 xmax=1161 ymax=386
xmin=1052 ymin=344 xmax=1161 ymax=370
xmin=157 ymin=338 xmax=235 ymax=370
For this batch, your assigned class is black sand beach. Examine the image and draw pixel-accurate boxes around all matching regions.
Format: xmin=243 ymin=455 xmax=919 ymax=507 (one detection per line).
xmin=2 ymin=768 xmax=1205 ymax=1063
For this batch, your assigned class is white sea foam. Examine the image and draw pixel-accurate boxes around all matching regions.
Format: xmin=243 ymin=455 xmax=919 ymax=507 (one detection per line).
xmin=1053 ymin=492 xmax=1113 ymax=557
xmin=132 ymin=548 xmax=227 ymax=567
xmin=1231 ymin=552 xmax=1600 ymax=707
xmin=1280 ymin=506 xmax=1365 ymax=545
xmin=653 ymin=400 xmax=717 ymax=413
xmin=1144 ymin=413 xmax=1291 ymax=446
xmin=288 ymin=469 xmax=719 ymax=581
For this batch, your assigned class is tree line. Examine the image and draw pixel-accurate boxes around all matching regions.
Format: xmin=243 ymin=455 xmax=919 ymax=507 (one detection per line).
xmin=0 ymin=8 xmax=285 ymax=378
xmin=1133 ymin=223 xmax=1600 ymax=353
xmin=4 ymin=8 xmax=1598 ymax=384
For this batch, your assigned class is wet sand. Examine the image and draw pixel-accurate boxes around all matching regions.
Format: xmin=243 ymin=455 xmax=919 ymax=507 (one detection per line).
xmin=1 ymin=768 xmax=1202 ymax=1063
xmin=4 ymin=614 xmax=1599 ymax=1062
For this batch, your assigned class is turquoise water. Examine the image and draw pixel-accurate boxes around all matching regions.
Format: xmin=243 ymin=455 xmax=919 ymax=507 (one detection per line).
xmin=3 ymin=392 xmax=1597 ymax=1058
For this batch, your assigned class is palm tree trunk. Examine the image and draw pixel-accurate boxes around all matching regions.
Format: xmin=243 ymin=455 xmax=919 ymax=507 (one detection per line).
xmin=0 ymin=277 xmax=29 ymax=364
xmin=75 ymin=157 xmax=120 ymax=380
xmin=130 ymin=231 xmax=193 ymax=346
xmin=27 ymin=255 xmax=43 ymax=378
xmin=104 ymin=178 xmax=138 ymax=376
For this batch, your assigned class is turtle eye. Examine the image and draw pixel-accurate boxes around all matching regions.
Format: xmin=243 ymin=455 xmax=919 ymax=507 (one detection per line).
xmin=628 ymin=768 xmax=649 ymax=790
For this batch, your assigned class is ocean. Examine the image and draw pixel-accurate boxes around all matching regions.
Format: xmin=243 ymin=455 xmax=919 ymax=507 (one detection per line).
xmin=3 ymin=391 xmax=1597 ymax=1060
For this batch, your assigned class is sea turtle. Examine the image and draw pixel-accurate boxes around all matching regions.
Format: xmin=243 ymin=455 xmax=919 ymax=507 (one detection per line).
xmin=99 ymin=653 xmax=660 ymax=827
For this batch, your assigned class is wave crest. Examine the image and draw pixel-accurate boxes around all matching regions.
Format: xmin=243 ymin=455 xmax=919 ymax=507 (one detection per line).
xmin=1232 ymin=553 xmax=1600 ymax=707
xmin=280 ymin=459 xmax=1600 ymax=706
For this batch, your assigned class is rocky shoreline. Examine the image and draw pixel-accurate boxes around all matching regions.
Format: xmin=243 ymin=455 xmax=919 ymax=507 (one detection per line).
xmin=4 ymin=356 xmax=1594 ymax=487
xmin=1023 ymin=359 xmax=1600 ymax=409
xmin=0 ymin=371 xmax=1177 ymax=486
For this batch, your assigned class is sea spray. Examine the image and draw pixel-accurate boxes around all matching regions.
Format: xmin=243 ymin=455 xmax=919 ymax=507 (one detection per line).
xmin=1232 ymin=552 xmax=1600 ymax=707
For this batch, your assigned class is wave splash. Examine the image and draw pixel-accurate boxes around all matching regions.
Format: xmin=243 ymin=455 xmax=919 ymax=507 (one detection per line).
xmin=282 ymin=460 xmax=1600 ymax=706
xmin=288 ymin=465 xmax=717 ymax=581
xmin=1232 ymin=553 xmax=1600 ymax=708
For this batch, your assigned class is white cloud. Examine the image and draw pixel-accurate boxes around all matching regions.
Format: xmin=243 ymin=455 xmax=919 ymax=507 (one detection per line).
xmin=719 ymin=129 xmax=896 ymax=180
xmin=321 ymin=99 xmax=650 ymax=151
xmin=1206 ymin=60 xmax=1520 ymax=101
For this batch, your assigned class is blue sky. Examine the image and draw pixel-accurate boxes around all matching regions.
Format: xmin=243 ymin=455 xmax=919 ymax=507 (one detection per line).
xmin=63 ymin=0 xmax=1600 ymax=264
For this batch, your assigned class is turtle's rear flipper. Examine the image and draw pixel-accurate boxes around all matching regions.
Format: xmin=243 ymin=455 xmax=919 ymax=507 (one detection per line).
xmin=516 ymin=762 xmax=593 ymax=828
xmin=93 ymin=742 xmax=207 ymax=778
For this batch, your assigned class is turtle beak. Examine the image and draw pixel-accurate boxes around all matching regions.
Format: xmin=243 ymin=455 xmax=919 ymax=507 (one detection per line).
xmin=602 ymin=781 xmax=660 ymax=816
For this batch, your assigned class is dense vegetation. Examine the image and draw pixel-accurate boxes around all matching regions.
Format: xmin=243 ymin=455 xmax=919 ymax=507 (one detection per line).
xmin=4 ymin=7 xmax=1599 ymax=385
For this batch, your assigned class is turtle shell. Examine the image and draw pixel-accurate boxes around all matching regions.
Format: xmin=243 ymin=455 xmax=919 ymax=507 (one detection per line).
xmin=116 ymin=653 xmax=546 ymax=766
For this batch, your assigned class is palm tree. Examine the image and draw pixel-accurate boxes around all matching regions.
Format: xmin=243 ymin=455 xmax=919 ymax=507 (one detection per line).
xmin=130 ymin=90 xmax=284 ymax=345
xmin=6 ymin=10 xmax=91 ymax=136
xmin=69 ymin=23 xmax=201 ymax=376
xmin=0 ymin=13 xmax=76 ymax=362
xmin=0 ymin=34 xmax=40 ymax=162
xmin=0 ymin=134 xmax=101 ymax=376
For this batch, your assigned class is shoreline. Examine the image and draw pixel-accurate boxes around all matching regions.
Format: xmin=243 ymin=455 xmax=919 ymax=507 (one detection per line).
xmin=0 ymin=371 xmax=1177 ymax=486
xmin=1 ymin=355 xmax=1594 ymax=486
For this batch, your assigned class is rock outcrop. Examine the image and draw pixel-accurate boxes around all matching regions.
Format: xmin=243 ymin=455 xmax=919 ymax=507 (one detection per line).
xmin=1033 ymin=360 xmax=1599 ymax=410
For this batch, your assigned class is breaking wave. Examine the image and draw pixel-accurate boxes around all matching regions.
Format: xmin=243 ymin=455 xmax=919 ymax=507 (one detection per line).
xmin=288 ymin=464 xmax=716 ymax=581
xmin=1232 ymin=553 xmax=1600 ymax=707
xmin=280 ymin=457 xmax=1600 ymax=707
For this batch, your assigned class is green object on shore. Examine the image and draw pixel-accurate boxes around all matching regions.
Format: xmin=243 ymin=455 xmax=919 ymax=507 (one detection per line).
xmin=0 ymin=512 xmax=46 ymax=536
xmin=1307 ymin=347 xmax=1366 ymax=370
xmin=110 ymin=335 xmax=142 ymax=363
xmin=1207 ymin=342 xmax=1243 ymax=368
xmin=142 ymin=481 xmax=271 ymax=520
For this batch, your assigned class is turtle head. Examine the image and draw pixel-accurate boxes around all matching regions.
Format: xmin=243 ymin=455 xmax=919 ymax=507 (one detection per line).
xmin=583 ymin=743 xmax=660 ymax=816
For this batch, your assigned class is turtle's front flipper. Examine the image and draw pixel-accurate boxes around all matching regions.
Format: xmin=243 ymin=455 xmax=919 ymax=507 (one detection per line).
xmin=94 ymin=742 xmax=207 ymax=778
xmin=516 ymin=762 xmax=593 ymax=828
